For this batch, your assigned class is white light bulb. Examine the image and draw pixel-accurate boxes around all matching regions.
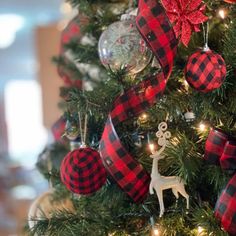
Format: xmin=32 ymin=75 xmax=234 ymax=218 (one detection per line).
xmin=184 ymin=80 xmax=189 ymax=86
xmin=218 ymin=9 xmax=226 ymax=19
xmin=141 ymin=113 xmax=148 ymax=119
xmin=149 ymin=143 xmax=155 ymax=154
xmin=153 ymin=227 xmax=159 ymax=236
xmin=199 ymin=123 xmax=206 ymax=132
xmin=198 ymin=226 xmax=204 ymax=234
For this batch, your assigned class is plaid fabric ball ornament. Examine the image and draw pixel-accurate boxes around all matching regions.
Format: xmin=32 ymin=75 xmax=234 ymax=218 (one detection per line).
xmin=60 ymin=147 xmax=107 ymax=195
xmin=185 ymin=50 xmax=226 ymax=92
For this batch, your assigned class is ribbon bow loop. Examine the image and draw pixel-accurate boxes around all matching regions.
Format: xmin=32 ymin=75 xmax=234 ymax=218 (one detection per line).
xmin=204 ymin=128 xmax=236 ymax=171
xmin=204 ymin=128 xmax=236 ymax=235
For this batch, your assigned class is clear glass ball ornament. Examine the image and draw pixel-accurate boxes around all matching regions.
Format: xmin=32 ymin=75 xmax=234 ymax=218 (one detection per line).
xmin=98 ymin=19 xmax=152 ymax=75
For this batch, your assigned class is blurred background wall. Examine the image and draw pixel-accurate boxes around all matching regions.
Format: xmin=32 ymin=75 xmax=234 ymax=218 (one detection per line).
xmin=0 ymin=1 xmax=71 ymax=234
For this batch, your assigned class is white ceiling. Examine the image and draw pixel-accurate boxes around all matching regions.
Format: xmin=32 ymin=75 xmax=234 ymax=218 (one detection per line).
xmin=0 ymin=0 xmax=63 ymax=89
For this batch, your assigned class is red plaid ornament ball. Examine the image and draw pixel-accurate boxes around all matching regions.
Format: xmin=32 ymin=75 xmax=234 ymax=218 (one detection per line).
xmin=224 ymin=0 xmax=236 ymax=3
xmin=185 ymin=50 xmax=226 ymax=92
xmin=60 ymin=147 xmax=107 ymax=195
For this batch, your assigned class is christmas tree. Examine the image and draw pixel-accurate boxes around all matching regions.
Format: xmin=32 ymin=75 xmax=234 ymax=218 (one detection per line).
xmin=28 ymin=0 xmax=236 ymax=235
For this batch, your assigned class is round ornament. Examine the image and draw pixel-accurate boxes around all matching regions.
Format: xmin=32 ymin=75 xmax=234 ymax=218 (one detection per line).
xmin=60 ymin=147 xmax=107 ymax=195
xmin=98 ymin=19 xmax=152 ymax=75
xmin=184 ymin=111 xmax=195 ymax=122
xmin=224 ymin=0 xmax=236 ymax=3
xmin=184 ymin=50 xmax=226 ymax=93
xmin=28 ymin=190 xmax=74 ymax=230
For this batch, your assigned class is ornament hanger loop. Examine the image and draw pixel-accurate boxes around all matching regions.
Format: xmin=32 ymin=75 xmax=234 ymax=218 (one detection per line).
xmin=78 ymin=109 xmax=88 ymax=147
xmin=202 ymin=22 xmax=210 ymax=51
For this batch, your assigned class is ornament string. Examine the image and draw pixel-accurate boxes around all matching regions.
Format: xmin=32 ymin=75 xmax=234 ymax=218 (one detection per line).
xmin=47 ymin=157 xmax=53 ymax=188
xmin=78 ymin=111 xmax=88 ymax=146
xmin=202 ymin=22 xmax=209 ymax=51
xmin=99 ymin=0 xmax=178 ymax=203
xmin=83 ymin=113 xmax=88 ymax=145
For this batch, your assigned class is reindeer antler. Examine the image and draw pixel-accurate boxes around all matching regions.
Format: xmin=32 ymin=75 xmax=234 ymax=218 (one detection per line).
xmin=151 ymin=122 xmax=171 ymax=158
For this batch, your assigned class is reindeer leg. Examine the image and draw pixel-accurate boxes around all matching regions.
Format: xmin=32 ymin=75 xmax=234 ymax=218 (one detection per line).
xmin=172 ymin=188 xmax=179 ymax=208
xmin=178 ymin=185 xmax=189 ymax=211
xmin=149 ymin=181 xmax=154 ymax=195
xmin=155 ymin=188 xmax=164 ymax=217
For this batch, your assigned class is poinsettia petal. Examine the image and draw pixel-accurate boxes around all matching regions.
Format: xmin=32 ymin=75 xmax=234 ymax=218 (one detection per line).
xmin=180 ymin=0 xmax=190 ymax=11
xmin=193 ymin=24 xmax=200 ymax=32
xmin=186 ymin=11 xmax=208 ymax=24
xmin=181 ymin=20 xmax=192 ymax=46
xmin=187 ymin=0 xmax=203 ymax=11
xmin=199 ymin=4 xmax=206 ymax=12
xmin=166 ymin=12 xmax=178 ymax=23
xmin=173 ymin=20 xmax=182 ymax=38
xmin=161 ymin=0 xmax=180 ymax=13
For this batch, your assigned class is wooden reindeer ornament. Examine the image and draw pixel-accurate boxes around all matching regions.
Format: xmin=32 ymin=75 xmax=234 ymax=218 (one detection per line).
xmin=149 ymin=122 xmax=189 ymax=217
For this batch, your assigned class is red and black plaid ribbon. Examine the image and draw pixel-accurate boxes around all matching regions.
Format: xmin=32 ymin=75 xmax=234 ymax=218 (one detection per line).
xmin=51 ymin=116 xmax=66 ymax=142
xmin=99 ymin=0 xmax=178 ymax=203
xmin=204 ymin=129 xmax=236 ymax=235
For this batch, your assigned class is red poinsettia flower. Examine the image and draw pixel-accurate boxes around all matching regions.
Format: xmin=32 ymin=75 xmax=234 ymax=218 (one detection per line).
xmin=162 ymin=0 xmax=208 ymax=46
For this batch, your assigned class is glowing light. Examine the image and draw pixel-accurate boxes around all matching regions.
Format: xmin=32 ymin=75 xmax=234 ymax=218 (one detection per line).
xmin=0 ymin=14 xmax=24 ymax=48
xmin=198 ymin=226 xmax=204 ymax=234
xmin=184 ymin=80 xmax=189 ymax=87
xmin=149 ymin=143 xmax=155 ymax=154
xmin=140 ymin=113 xmax=148 ymax=120
xmin=199 ymin=123 xmax=206 ymax=132
xmin=152 ymin=227 xmax=159 ymax=236
xmin=218 ymin=9 xmax=227 ymax=19
xmin=142 ymin=113 xmax=147 ymax=119
xmin=108 ymin=233 xmax=116 ymax=236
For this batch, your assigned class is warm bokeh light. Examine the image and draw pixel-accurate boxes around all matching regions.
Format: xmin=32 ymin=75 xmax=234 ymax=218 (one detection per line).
xmin=152 ymin=227 xmax=159 ymax=236
xmin=149 ymin=143 xmax=156 ymax=154
xmin=141 ymin=113 xmax=148 ymax=119
xmin=218 ymin=9 xmax=227 ymax=19
xmin=199 ymin=123 xmax=206 ymax=132
xmin=198 ymin=226 xmax=204 ymax=234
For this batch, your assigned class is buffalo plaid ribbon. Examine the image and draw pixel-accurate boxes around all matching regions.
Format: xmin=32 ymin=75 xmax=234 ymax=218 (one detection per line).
xmin=99 ymin=0 xmax=178 ymax=203
xmin=204 ymin=129 xmax=236 ymax=235
xmin=51 ymin=116 xmax=66 ymax=142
